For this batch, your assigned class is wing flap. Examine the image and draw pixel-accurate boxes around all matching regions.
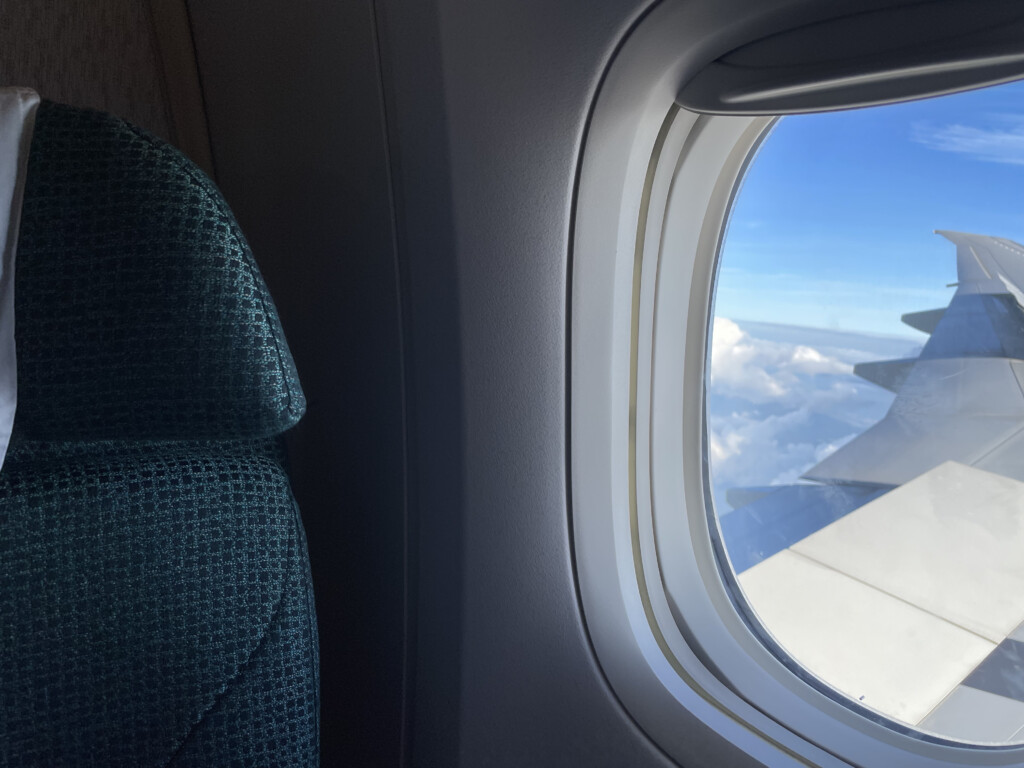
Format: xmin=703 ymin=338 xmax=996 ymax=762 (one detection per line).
xmin=902 ymin=307 xmax=945 ymax=334
xmin=853 ymin=358 xmax=916 ymax=392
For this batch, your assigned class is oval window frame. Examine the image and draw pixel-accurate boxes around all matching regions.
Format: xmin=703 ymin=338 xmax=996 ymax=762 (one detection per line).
xmin=569 ymin=2 xmax=1024 ymax=765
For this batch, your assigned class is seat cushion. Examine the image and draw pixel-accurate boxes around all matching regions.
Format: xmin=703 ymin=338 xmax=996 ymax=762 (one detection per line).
xmin=0 ymin=442 xmax=319 ymax=766
xmin=14 ymin=101 xmax=305 ymax=442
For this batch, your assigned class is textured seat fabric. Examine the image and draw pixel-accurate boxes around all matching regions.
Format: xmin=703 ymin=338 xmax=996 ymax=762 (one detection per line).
xmin=13 ymin=101 xmax=305 ymax=442
xmin=0 ymin=442 xmax=318 ymax=767
xmin=0 ymin=102 xmax=318 ymax=766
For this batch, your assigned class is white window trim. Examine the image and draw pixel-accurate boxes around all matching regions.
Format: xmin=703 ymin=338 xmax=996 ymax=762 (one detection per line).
xmin=569 ymin=5 xmax=1024 ymax=766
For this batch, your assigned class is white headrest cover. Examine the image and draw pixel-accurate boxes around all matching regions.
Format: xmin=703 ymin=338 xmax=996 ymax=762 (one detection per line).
xmin=0 ymin=88 xmax=40 ymax=469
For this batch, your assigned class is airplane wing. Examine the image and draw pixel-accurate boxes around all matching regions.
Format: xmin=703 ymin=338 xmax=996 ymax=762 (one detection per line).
xmin=805 ymin=231 xmax=1024 ymax=487
xmin=718 ymin=232 xmax=1024 ymax=737
xmin=721 ymin=230 xmax=1024 ymax=568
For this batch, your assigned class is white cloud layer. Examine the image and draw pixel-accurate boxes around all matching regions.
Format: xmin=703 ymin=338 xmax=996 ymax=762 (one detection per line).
xmin=710 ymin=318 xmax=853 ymax=403
xmin=707 ymin=319 xmax=894 ymax=509
xmin=912 ymin=119 xmax=1024 ymax=166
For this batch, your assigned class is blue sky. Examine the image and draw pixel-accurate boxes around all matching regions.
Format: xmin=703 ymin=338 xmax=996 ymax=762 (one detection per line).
xmin=715 ymin=80 xmax=1024 ymax=336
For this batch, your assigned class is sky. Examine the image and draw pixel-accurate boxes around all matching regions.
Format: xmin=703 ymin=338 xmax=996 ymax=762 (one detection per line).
xmin=715 ymin=79 xmax=1024 ymax=337
xmin=709 ymin=80 xmax=1024 ymax=505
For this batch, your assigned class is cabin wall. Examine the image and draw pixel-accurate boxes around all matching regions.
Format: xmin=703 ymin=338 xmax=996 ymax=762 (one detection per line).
xmin=0 ymin=0 xmax=173 ymax=142
xmin=187 ymin=0 xmax=689 ymax=764
xmin=0 ymin=1 xmax=213 ymax=178
xmin=381 ymin=0 xmax=682 ymax=764
xmin=186 ymin=2 xmax=408 ymax=766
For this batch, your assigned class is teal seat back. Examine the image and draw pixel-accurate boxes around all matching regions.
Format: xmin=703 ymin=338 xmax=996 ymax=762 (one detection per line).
xmin=0 ymin=102 xmax=318 ymax=766
xmin=13 ymin=102 xmax=304 ymax=442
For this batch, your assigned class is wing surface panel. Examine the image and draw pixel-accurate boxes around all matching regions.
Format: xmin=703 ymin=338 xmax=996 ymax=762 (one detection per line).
xmin=920 ymin=294 xmax=1024 ymax=360
xmin=937 ymin=230 xmax=1024 ymax=296
xmin=719 ymin=483 xmax=890 ymax=573
xmin=804 ymin=234 xmax=1024 ymax=486
xmin=807 ymin=358 xmax=1024 ymax=485
xmin=717 ymin=232 xmax=1024 ymax=735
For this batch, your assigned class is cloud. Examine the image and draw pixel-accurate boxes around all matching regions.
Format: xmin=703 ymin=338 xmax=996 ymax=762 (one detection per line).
xmin=708 ymin=407 xmax=858 ymax=496
xmin=912 ymin=118 xmax=1024 ymax=166
xmin=707 ymin=319 xmax=893 ymax=508
xmin=710 ymin=318 xmax=853 ymax=404
xmin=767 ymin=433 xmax=858 ymax=486
xmin=708 ymin=427 xmax=746 ymax=464
xmin=709 ymin=408 xmax=819 ymax=487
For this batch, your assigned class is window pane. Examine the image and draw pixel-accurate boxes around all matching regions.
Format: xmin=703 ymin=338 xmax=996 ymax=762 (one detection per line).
xmin=708 ymin=80 xmax=1024 ymax=744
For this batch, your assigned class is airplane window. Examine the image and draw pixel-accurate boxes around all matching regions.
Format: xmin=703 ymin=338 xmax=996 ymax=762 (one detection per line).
xmin=708 ymin=80 xmax=1024 ymax=745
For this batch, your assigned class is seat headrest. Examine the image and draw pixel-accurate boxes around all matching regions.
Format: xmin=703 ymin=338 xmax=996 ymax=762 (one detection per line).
xmin=13 ymin=101 xmax=305 ymax=441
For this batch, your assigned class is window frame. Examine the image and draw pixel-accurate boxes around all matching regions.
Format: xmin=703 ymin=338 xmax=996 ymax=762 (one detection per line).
xmin=569 ymin=3 xmax=1024 ymax=765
